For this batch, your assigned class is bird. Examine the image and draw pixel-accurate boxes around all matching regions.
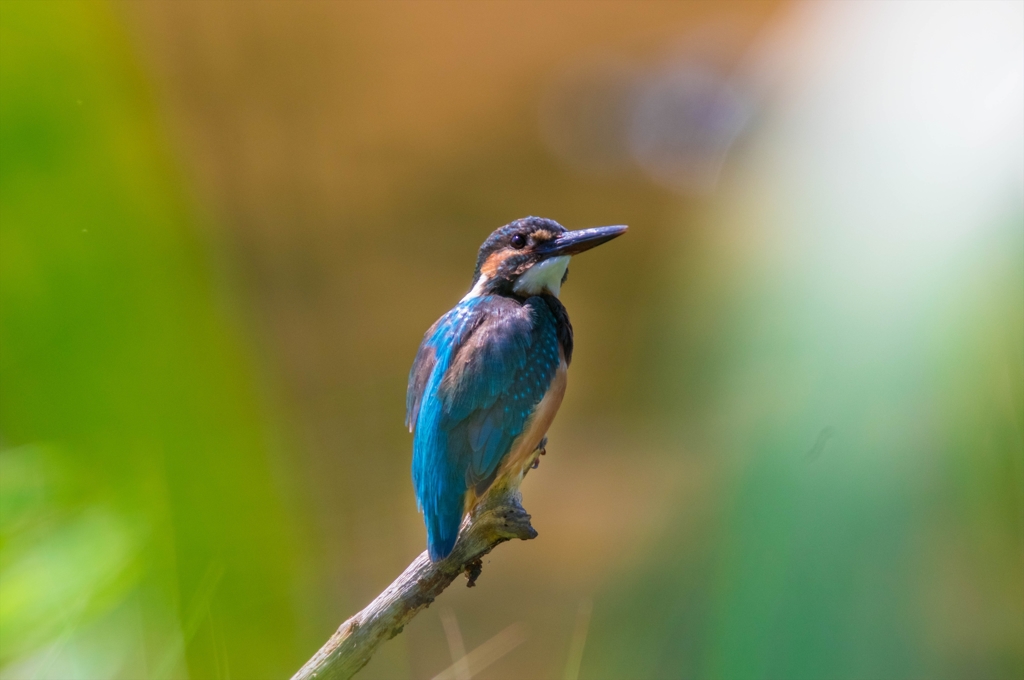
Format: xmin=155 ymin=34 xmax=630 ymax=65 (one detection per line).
xmin=406 ymin=216 xmax=627 ymax=561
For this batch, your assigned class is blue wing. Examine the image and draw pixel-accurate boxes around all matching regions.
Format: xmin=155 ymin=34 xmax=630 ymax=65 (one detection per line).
xmin=407 ymin=295 xmax=561 ymax=560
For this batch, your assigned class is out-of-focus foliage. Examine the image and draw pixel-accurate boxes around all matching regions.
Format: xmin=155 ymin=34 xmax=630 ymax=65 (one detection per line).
xmin=584 ymin=4 xmax=1024 ymax=678
xmin=1 ymin=1 xmax=308 ymax=677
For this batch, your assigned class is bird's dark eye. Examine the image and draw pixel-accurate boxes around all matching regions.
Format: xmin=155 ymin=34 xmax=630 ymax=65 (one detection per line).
xmin=510 ymin=233 xmax=527 ymax=249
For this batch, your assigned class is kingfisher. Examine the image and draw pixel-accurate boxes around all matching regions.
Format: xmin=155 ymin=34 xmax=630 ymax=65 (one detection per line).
xmin=406 ymin=217 xmax=627 ymax=561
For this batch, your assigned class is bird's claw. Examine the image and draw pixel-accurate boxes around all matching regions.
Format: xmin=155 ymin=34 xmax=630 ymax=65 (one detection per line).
xmin=531 ymin=437 xmax=548 ymax=469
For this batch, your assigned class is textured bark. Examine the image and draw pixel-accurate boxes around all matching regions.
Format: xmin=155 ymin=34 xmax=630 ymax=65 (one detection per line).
xmin=291 ymin=491 xmax=537 ymax=680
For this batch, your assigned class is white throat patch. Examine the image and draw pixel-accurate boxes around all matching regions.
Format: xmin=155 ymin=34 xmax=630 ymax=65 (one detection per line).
xmin=513 ymin=255 xmax=570 ymax=297
xmin=461 ymin=275 xmax=489 ymax=301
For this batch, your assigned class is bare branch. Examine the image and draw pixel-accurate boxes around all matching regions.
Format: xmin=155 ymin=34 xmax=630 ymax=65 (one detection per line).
xmin=291 ymin=491 xmax=537 ymax=680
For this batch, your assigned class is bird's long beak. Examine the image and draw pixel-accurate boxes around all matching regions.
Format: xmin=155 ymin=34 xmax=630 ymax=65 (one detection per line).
xmin=538 ymin=225 xmax=628 ymax=257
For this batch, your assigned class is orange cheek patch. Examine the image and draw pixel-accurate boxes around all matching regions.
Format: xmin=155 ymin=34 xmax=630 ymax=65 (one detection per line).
xmin=481 ymin=251 xmax=509 ymax=278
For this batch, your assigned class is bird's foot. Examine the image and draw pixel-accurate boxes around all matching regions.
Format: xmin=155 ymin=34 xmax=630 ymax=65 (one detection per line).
xmin=530 ymin=437 xmax=548 ymax=470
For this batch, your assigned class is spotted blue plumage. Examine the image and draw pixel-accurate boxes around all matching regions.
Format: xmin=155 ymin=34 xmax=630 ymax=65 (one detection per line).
xmin=407 ymin=294 xmax=561 ymax=561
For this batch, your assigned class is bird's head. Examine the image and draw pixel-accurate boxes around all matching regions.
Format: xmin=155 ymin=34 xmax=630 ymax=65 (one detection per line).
xmin=466 ymin=217 xmax=627 ymax=299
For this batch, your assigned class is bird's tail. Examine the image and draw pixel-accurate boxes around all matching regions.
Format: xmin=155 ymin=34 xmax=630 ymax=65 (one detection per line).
xmin=425 ymin=496 xmax=462 ymax=561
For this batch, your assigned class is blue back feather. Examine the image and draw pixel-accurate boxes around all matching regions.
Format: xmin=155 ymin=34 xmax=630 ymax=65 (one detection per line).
xmin=408 ymin=295 xmax=560 ymax=560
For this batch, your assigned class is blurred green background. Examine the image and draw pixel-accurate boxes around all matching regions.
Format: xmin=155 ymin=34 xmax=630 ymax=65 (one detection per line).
xmin=1 ymin=1 xmax=1021 ymax=679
